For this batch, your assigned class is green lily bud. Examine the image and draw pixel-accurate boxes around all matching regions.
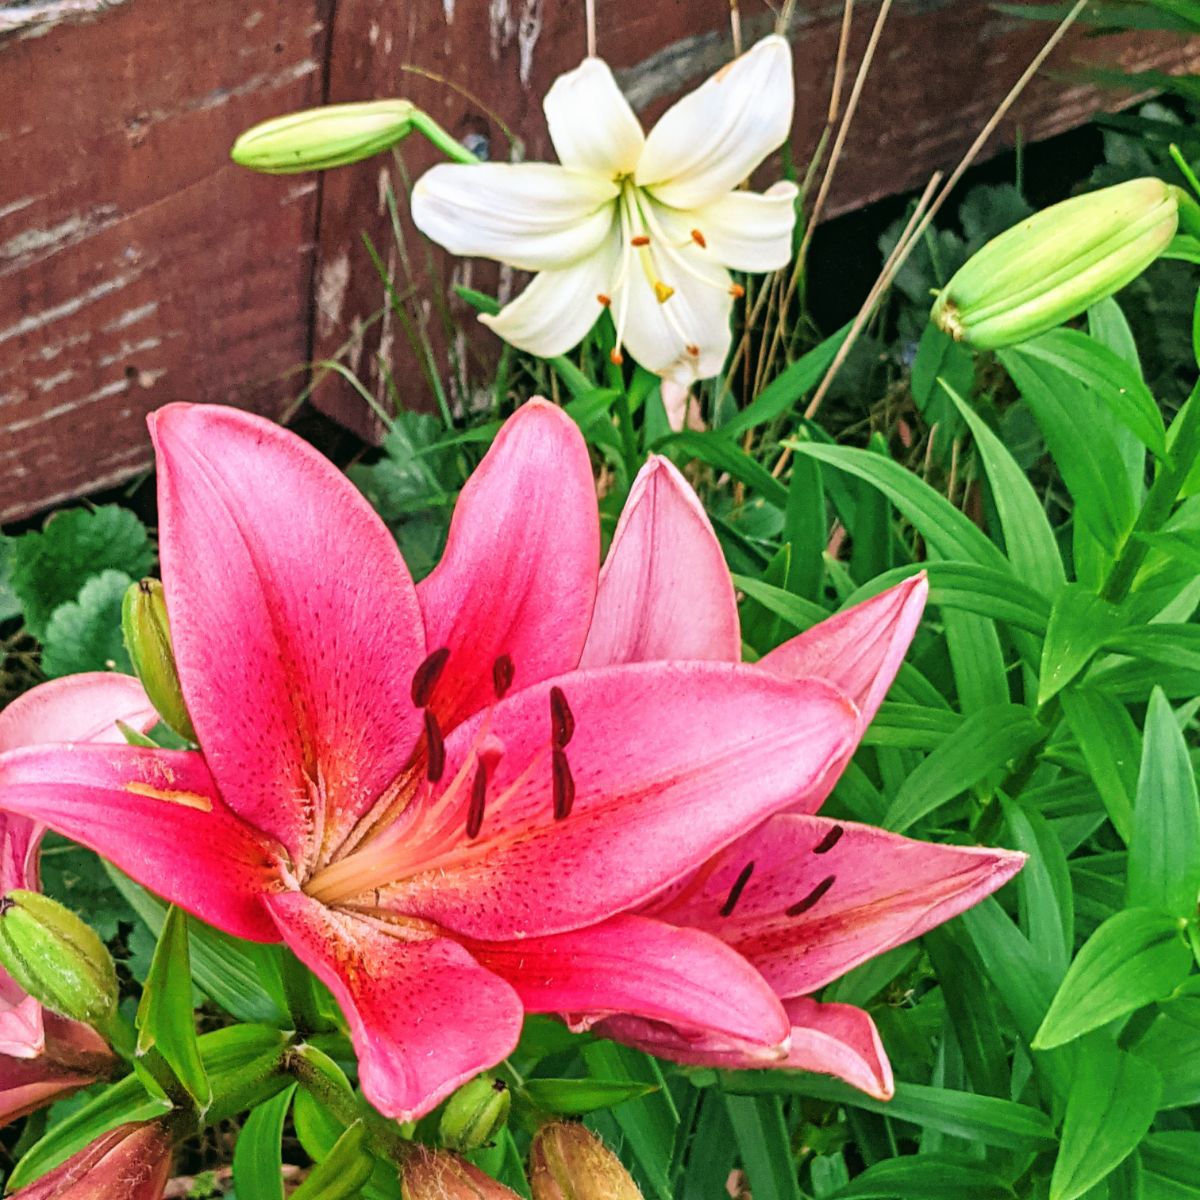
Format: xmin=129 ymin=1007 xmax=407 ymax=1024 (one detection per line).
xmin=401 ymin=1146 xmax=520 ymax=1198
xmin=0 ymin=891 xmax=118 ymax=1036
xmin=122 ymin=579 xmax=195 ymax=742
xmin=930 ymin=177 xmax=1180 ymax=350
xmin=231 ymin=100 xmax=417 ymax=174
xmin=529 ymin=1123 xmax=643 ymax=1200
xmin=439 ymin=1073 xmax=511 ymax=1152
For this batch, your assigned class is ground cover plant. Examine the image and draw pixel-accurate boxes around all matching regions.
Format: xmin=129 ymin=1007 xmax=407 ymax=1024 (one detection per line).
xmin=2 ymin=3 xmax=1200 ymax=1197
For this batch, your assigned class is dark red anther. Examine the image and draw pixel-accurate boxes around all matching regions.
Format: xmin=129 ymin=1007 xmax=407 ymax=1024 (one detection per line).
xmin=785 ymin=875 xmax=835 ymax=917
xmin=552 ymin=749 xmax=575 ymax=820
xmin=411 ymin=647 xmax=450 ymax=708
xmin=466 ymin=763 xmax=488 ymax=839
xmin=719 ymin=861 xmax=755 ymax=918
xmin=424 ymin=708 xmax=446 ymax=783
xmin=812 ymin=825 xmax=844 ymax=855
xmin=492 ymin=654 xmax=514 ymax=700
xmin=549 ymin=686 xmax=575 ymax=749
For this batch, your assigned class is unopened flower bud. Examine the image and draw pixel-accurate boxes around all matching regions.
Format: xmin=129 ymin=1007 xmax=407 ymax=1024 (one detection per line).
xmin=930 ymin=177 xmax=1180 ymax=350
xmin=439 ymin=1073 xmax=511 ymax=1151
xmin=121 ymin=579 xmax=195 ymax=741
xmin=401 ymin=1145 xmax=520 ymax=1198
xmin=231 ymin=100 xmax=417 ymax=174
xmin=529 ymin=1123 xmax=643 ymax=1200
xmin=0 ymin=892 xmax=118 ymax=1037
xmin=10 ymin=1119 xmax=172 ymax=1200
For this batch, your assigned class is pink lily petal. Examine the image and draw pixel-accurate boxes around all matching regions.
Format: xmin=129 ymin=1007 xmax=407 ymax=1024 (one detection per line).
xmin=467 ymin=914 xmax=789 ymax=1049
xmin=0 ymin=1015 xmax=115 ymax=1128
xmin=150 ymin=403 xmax=426 ymax=871
xmin=12 ymin=1118 xmax=172 ymax=1200
xmin=781 ymin=998 xmax=894 ymax=1100
xmin=417 ymin=400 xmax=599 ymax=729
xmin=762 ymin=575 xmax=929 ymax=728
xmin=580 ymin=456 xmax=740 ymax=668
xmin=365 ymin=663 xmax=857 ymax=940
xmin=0 ymin=745 xmax=280 ymax=942
xmin=266 ymin=891 xmax=523 ymax=1122
xmin=0 ymin=674 xmax=156 ymax=753
xmin=651 ymin=814 xmax=1024 ymax=998
xmin=585 ymin=1013 xmax=787 ymax=1068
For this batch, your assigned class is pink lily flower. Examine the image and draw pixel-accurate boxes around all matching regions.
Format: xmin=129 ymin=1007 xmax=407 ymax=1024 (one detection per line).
xmin=470 ymin=456 xmax=1025 ymax=1100
xmin=0 ymin=402 xmax=862 ymax=1121
xmin=0 ymin=674 xmax=154 ymax=1123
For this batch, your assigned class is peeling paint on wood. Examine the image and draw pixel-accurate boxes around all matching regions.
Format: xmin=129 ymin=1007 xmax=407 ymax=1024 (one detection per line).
xmin=0 ymin=0 xmax=127 ymax=40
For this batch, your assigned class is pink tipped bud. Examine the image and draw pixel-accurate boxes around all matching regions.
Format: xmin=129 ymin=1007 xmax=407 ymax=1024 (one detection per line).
xmin=529 ymin=1123 xmax=643 ymax=1200
xmin=11 ymin=1120 xmax=172 ymax=1200
xmin=401 ymin=1145 xmax=521 ymax=1198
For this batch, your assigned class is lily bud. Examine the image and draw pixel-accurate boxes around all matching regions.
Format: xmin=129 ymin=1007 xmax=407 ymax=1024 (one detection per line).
xmin=231 ymin=100 xmax=417 ymax=174
xmin=439 ymin=1073 xmax=511 ymax=1152
xmin=10 ymin=1119 xmax=172 ymax=1200
xmin=400 ymin=1145 xmax=520 ymax=1198
xmin=121 ymin=579 xmax=195 ymax=741
xmin=930 ymin=177 xmax=1180 ymax=350
xmin=0 ymin=892 xmax=118 ymax=1036
xmin=529 ymin=1123 xmax=643 ymax=1200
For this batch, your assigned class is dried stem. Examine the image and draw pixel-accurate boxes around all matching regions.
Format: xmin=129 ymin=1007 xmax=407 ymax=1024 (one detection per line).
xmin=585 ymin=0 xmax=596 ymax=57
xmin=730 ymin=0 xmax=742 ymax=56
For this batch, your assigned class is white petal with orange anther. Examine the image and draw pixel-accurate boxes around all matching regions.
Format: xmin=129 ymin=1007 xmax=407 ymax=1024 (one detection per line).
xmin=665 ymin=181 xmax=800 ymax=273
xmin=544 ymin=57 xmax=645 ymax=176
xmin=636 ymin=35 xmax=794 ymax=209
xmin=411 ymin=163 xmax=619 ymax=272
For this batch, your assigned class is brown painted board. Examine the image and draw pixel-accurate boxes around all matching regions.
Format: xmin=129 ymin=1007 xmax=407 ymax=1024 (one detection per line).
xmin=0 ymin=0 xmax=331 ymax=522
xmin=309 ymin=0 xmax=1200 ymax=441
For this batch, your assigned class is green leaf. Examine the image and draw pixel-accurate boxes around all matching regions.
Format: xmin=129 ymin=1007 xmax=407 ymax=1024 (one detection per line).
xmin=1060 ymin=687 xmax=1141 ymax=843
xmin=521 ymin=1077 xmax=658 ymax=1115
xmin=1142 ymin=1133 xmax=1200 ymax=1197
xmin=1034 ymin=908 xmax=1193 ymax=1049
xmin=135 ymin=905 xmax=211 ymax=1111
xmin=233 ymin=1086 xmax=296 ymax=1200
xmin=723 ymin=1093 xmax=803 ymax=1200
xmin=1050 ymin=1048 xmax=1162 ymax=1200
xmin=290 ymin=1121 xmax=375 ymax=1200
xmin=944 ymin=608 xmax=1008 ymax=714
xmin=885 ymin=705 xmax=1042 ymax=832
xmin=40 ymin=569 xmax=133 ymax=677
xmin=942 ymin=381 xmax=1065 ymax=591
xmin=1038 ymin=584 xmax=1126 ymax=705
xmin=784 ymin=442 xmax=1011 ymax=571
xmin=0 ymin=536 xmax=21 ymax=623
xmin=1131 ymin=1011 xmax=1200 ymax=1108
xmin=827 ymin=1155 xmax=1016 ymax=1200
xmin=1128 ymin=689 xmax=1200 ymax=918
xmin=9 ymin=506 xmax=155 ymax=639
xmin=1104 ymin=624 xmax=1200 ymax=675
xmin=1005 ymin=798 xmax=1074 ymax=977
xmin=1017 ymin=329 xmax=1167 ymax=459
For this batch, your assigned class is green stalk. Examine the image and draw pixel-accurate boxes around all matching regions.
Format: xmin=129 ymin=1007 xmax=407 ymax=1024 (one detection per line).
xmin=410 ymin=111 xmax=479 ymax=165
xmin=1102 ymin=379 xmax=1200 ymax=604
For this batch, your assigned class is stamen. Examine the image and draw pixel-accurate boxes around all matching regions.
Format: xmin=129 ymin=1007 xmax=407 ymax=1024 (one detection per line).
xmin=596 ymin=293 xmax=612 ymax=306
xmin=411 ymin=646 xmax=450 ymax=707
xmin=424 ymin=708 xmax=446 ymax=783
xmin=552 ymin=749 xmax=575 ymax=820
xmin=610 ymin=348 xmax=624 ymax=365
xmin=466 ymin=763 xmax=488 ymax=839
xmin=549 ymin=686 xmax=575 ymax=748
xmin=685 ymin=343 xmax=700 ymax=357
xmin=729 ymin=283 xmax=745 ymax=299
xmin=492 ymin=654 xmax=514 ymax=700
xmin=630 ymin=234 xmax=650 ymax=247
xmin=786 ymin=875 xmax=836 ymax=917
xmin=690 ymin=228 xmax=707 ymax=248
xmin=654 ymin=281 xmax=675 ymax=304
xmin=719 ymin=861 xmax=755 ymax=917
xmin=813 ymin=825 xmax=844 ymax=855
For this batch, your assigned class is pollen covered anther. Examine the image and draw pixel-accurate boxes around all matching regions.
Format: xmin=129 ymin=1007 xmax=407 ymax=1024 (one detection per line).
xmin=596 ymin=293 xmax=612 ymax=306
xmin=630 ymin=235 xmax=650 ymax=247
xmin=552 ymin=749 xmax=575 ymax=820
xmin=654 ymin=281 xmax=675 ymax=304
xmin=466 ymin=763 xmax=488 ymax=839
xmin=690 ymin=228 xmax=707 ymax=248
xmin=786 ymin=875 xmax=836 ymax=917
xmin=411 ymin=646 xmax=450 ymax=708
xmin=610 ymin=348 xmax=624 ymax=365
xmin=719 ymin=860 xmax=755 ymax=918
xmin=685 ymin=343 xmax=700 ymax=357
xmin=492 ymin=654 xmax=514 ymax=700
xmin=813 ymin=825 xmax=844 ymax=855
xmin=729 ymin=283 xmax=745 ymax=299
xmin=424 ymin=708 xmax=446 ymax=783
xmin=549 ymin=686 xmax=575 ymax=749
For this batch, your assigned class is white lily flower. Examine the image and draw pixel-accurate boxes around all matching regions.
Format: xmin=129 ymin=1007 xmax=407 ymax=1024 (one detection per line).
xmin=411 ymin=35 xmax=798 ymax=384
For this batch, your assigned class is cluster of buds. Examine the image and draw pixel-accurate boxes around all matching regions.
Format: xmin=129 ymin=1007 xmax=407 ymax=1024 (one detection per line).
xmin=930 ymin=177 xmax=1184 ymax=350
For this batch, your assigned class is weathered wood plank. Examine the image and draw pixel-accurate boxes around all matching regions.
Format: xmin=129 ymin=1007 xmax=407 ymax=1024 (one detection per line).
xmin=308 ymin=0 xmax=1200 ymax=440
xmin=0 ymin=0 xmax=331 ymax=521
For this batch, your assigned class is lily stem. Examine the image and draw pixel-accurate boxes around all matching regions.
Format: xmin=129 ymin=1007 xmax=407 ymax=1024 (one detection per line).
xmin=411 ymin=111 xmax=480 ymax=166
xmin=1101 ymin=378 xmax=1200 ymax=605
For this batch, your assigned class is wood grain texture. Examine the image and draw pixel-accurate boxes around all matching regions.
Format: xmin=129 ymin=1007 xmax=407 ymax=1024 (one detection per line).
xmin=309 ymin=0 xmax=1200 ymax=441
xmin=0 ymin=0 xmax=331 ymax=521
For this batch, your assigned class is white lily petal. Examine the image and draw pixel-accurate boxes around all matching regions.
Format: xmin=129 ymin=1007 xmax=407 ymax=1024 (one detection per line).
xmin=636 ymin=35 xmax=794 ymax=210
xmin=684 ymin=180 xmax=799 ymax=271
xmin=619 ymin=254 xmax=733 ymax=382
xmin=545 ymin=57 xmax=645 ymax=177
xmin=412 ymin=162 xmax=619 ymax=271
xmin=480 ymin=231 xmax=620 ymax=357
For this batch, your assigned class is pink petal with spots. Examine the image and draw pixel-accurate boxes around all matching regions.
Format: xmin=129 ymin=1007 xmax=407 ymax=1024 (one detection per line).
xmin=150 ymin=403 xmax=426 ymax=870
xmin=781 ymin=998 xmax=894 ymax=1100
xmin=580 ymin=456 xmax=740 ymax=668
xmin=417 ymin=400 xmax=599 ymax=730
xmin=266 ymin=890 xmax=523 ymax=1122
